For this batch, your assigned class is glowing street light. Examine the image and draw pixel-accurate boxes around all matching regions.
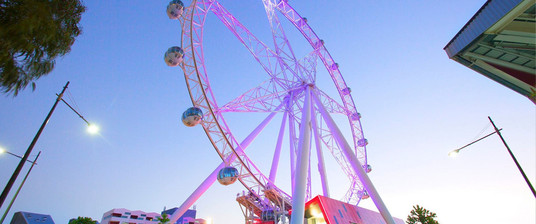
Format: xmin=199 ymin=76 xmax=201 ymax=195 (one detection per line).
xmin=0 ymin=81 xmax=99 ymax=209
xmin=448 ymin=149 xmax=459 ymax=157
xmin=450 ymin=117 xmax=535 ymax=198
xmin=87 ymin=124 xmax=100 ymax=135
xmin=0 ymin=151 xmax=40 ymax=223
xmin=58 ymin=94 xmax=99 ymax=135
xmin=448 ymin=128 xmax=502 ymax=157
xmin=0 ymin=147 xmax=36 ymax=165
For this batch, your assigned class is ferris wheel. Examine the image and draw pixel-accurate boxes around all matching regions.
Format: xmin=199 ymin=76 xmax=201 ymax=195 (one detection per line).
xmin=164 ymin=0 xmax=394 ymax=223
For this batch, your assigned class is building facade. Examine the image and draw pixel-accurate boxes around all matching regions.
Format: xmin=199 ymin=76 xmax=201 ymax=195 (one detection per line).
xmin=10 ymin=211 xmax=55 ymax=224
xmin=100 ymin=208 xmax=161 ymax=224
xmin=444 ymin=0 xmax=535 ymax=103
xmin=101 ymin=208 xmax=204 ymax=224
xmin=303 ymin=195 xmax=405 ymax=224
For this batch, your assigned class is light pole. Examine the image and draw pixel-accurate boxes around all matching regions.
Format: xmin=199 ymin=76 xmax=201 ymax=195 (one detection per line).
xmin=0 ymin=151 xmax=40 ymax=224
xmin=449 ymin=116 xmax=536 ymax=198
xmin=0 ymin=81 xmax=98 ymax=209
xmin=0 ymin=148 xmax=35 ymax=165
xmin=488 ymin=116 xmax=535 ymax=198
xmin=57 ymin=94 xmax=99 ymax=134
xmin=448 ymin=128 xmax=502 ymax=157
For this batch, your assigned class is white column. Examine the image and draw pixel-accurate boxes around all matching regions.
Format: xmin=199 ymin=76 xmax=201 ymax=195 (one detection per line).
xmin=290 ymin=86 xmax=312 ymax=224
xmin=288 ymin=101 xmax=297 ymax=193
xmin=311 ymin=90 xmax=396 ymax=224
xmin=311 ymin=108 xmax=330 ymax=198
xmin=269 ymin=111 xmax=287 ymax=183
xmin=169 ymin=106 xmax=281 ymax=224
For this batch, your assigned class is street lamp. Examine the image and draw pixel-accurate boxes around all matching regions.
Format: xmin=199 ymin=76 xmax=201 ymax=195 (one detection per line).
xmin=448 ymin=128 xmax=503 ymax=157
xmin=87 ymin=124 xmax=100 ymax=135
xmin=0 ymin=148 xmax=36 ymax=165
xmin=58 ymin=94 xmax=100 ymax=135
xmin=0 ymin=151 xmax=40 ymax=224
xmin=0 ymin=81 xmax=98 ymax=209
xmin=449 ymin=116 xmax=536 ymax=198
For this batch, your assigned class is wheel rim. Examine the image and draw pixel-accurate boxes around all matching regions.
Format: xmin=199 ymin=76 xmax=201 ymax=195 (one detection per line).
xmin=177 ymin=0 xmax=369 ymax=208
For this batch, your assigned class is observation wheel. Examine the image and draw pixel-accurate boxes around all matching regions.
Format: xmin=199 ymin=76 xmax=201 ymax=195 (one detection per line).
xmin=164 ymin=1 xmax=394 ymax=223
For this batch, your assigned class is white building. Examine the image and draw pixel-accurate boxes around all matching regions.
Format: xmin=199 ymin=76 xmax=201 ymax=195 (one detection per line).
xmin=100 ymin=208 xmax=161 ymax=224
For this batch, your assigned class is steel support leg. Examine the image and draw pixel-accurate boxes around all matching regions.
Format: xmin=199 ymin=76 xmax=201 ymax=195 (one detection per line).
xmin=288 ymin=98 xmax=297 ymax=194
xmin=311 ymin=108 xmax=330 ymax=198
xmin=169 ymin=107 xmax=281 ymax=223
xmin=311 ymin=90 xmax=396 ymax=224
xmin=269 ymin=111 xmax=287 ymax=183
xmin=290 ymin=86 xmax=312 ymax=224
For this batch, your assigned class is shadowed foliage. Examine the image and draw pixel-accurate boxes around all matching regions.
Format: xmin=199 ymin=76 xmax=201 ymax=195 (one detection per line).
xmin=0 ymin=0 xmax=85 ymax=95
xmin=406 ymin=205 xmax=439 ymax=224
xmin=157 ymin=213 xmax=170 ymax=224
xmin=69 ymin=217 xmax=97 ymax=224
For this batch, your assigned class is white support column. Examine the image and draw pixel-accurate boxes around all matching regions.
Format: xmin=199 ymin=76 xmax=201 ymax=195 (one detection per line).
xmin=269 ymin=111 xmax=287 ymax=183
xmin=169 ymin=106 xmax=282 ymax=224
xmin=290 ymin=86 xmax=312 ymax=224
xmin=288 ymin=105 xmax=297 ymax=194
xmin=311 ymin=90 xmax=396 ymax=224
xmin=311 ymin=108 xmax=330 ymax=198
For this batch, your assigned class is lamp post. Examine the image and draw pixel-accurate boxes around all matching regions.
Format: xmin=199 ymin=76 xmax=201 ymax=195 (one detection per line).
xmin=57 ymin=94 xmax=99 ymax=134
xmin=0 ymin=151 xmax=40 ymax=224
xmin=0 ymin=148 xmax=36 ymax=165
xmin=449 ymin=116 xmax=536 ymax=198
xmin=0 ymin=81 xmax=98 ymax=209
xmin=487 ymin=116 xmax=535 ymax=198
xmin=448 ymin=128 xmax=502 ymax=157
xmin=0 ymin=82 xmax=68 ymax=209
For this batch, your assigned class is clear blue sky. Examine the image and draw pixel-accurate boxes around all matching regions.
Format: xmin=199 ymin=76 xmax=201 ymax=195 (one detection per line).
xmin=1 ymin=0 xmax=535 ymax=223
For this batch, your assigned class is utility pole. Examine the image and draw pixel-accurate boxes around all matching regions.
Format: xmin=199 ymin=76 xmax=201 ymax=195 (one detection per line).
xmin=0 ymin=82 xmax=69 ymax=209
xmin=488 ymin=116 xmax=535 ymax=198
xmin=0 ymin=152 xmax=41 ymax=223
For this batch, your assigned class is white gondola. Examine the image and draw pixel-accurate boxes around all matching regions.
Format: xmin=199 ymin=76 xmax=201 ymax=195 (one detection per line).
xmin=341 ymin=87 xmax=351 ymax=95
xmin=331 ymin=63 xmax=339 ymax=70
xmin=217 ymin=166 xmax=239 ymax=185
xmin=165 ymin=46 xmax=184 ymax=67
xmin=351 ymin=112 xmax=361 ymax=121
xmin=181 ymin=107 xmax=203 ymax=127
xmin=166 ymin=0 xmax=184 ymax=19
xmin=261 ymin=210 xmax=278 ymax=222
xmin=357 ymin=138 xmax=368 ymax=147
xmin=361 ymin=191 xmax=370 ymax=199
xmin=364 ymin=164 xmax=372 ymax=173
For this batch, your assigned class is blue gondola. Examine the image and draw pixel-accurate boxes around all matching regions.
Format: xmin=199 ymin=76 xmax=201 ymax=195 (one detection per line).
xmin=166 ymin=0 xmax=184 ymax=19
xmin=181 ymin=107 xmax=203 ymax=127
xmin=164 ymin=46 xmax=184 ymax=67
xmin=217 ymin=166 xmax=239 ymax=185
xmin=341 ymin=87 xmax=351 ymax=95
xmin=364 ymin=164 xmax=372 ymax=173
xmin=261 ymin=209 xmax=279 ymax=222
xmin=361 ymin=191 xmax=370 ymax=199
xmin=357 ymin=138 xmax=368 ymax=147
xmin=351 ymin=112 xmax=361 ymax=121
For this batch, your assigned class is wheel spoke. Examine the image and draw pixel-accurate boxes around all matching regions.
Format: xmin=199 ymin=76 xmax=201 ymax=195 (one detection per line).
xmin=311 ymin=106 xmax=330 ymax=198
xmin=175 ymin=1 xmax=378 ymax=222
xmin=209 ymin=1 xmax=301 ymax=88
xmin=269 ymin=111 xmax=287 ymax=183
xmin=217 ymin=78 xmax=301 ymax=113
xmin=290 ymin=86 xmax=313 ymax=224
xmin=299 ymin=49 xmax=319 ymax=84
xmin=263 ymin=0 xmax=305 ymax=82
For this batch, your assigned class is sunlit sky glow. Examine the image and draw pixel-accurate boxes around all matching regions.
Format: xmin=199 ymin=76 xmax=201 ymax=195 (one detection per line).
xmin=0 ymin=1 xmax=534 ymax=224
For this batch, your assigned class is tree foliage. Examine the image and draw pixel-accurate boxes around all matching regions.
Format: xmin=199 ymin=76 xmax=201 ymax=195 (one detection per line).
xmin=0 ymin=0 xmax=86 ymax=95
xmin=69 ymin=217 xmax=97 ymax=224
xmin=406 ymin=205 xmax=439 ymax=224
xmin=157 ymin=213 xmax=170 ymax=224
